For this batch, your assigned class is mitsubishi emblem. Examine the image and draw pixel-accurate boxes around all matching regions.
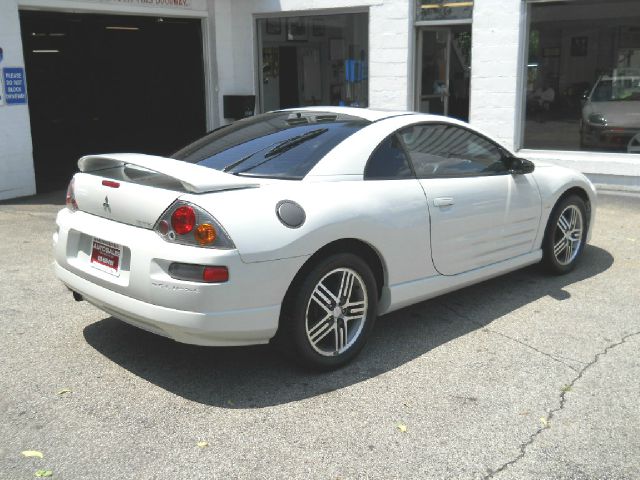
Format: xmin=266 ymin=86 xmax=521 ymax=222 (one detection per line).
xmin=103 ymin=196 xmax=111 ymax=213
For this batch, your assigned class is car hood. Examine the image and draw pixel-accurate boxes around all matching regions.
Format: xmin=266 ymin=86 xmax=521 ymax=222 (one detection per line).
xmin=585 ymin=101 xmax=640 ymax=128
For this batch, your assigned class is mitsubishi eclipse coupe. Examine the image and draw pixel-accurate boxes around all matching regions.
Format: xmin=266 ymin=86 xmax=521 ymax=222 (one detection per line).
xmin=53 ymin=107 xmax=596 ymax=369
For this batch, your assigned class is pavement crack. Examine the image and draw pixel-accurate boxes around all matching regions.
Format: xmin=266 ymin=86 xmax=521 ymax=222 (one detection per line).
xmin=486 ymin=328 xmax=580 ymax=373
xmin=438 ymin=302 xmax=578 ymax=372
xmin=482 ymin=330 xmax=640 ymax=479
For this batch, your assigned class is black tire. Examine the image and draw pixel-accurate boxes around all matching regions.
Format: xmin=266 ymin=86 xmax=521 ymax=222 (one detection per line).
xmin=277 ymin=253 xmax=378 ymax=370
xmin=542 ymin=194 xmax=588 ymax=274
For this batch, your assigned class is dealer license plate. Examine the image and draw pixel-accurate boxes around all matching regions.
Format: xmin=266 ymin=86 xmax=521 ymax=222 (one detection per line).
xmin=90 ymin=237 xmax=122 ymax=276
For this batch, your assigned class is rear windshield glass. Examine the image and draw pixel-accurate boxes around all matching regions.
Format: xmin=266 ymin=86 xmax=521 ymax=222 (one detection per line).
xmin=172 ymin=111 xmax=370 ymax=179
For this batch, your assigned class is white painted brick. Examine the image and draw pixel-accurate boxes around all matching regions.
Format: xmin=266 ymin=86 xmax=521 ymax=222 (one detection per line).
xmin=472 ymin=44 xmax=520 ymax=63
xmin=369 ymin=18 xmax=408 ymax=35
xmin=0 ymin=0 xmax=36 ymax=199
xmin=369 ymin=61 xmax=408 ymax=77
xmin=369 ymin=47 xmax=409 ymax=63
xmin=369 ymin=92 xmax=406 ymax=109
xmin=370 ymin=32 xmax=410 ymax=50
xmin=471 ymin=76 xmax=519 ymax=94
xmin=369 ymin=75 xmax=406 ymax=93
xmin=469 ymin=0 xmax=524 ymax=148
xmin=473 ymin=60 xmax=519 ymax=78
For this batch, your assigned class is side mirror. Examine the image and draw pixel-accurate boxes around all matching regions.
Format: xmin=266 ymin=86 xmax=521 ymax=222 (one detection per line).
xmin=508 ymin=157 xmax=535 ymax=174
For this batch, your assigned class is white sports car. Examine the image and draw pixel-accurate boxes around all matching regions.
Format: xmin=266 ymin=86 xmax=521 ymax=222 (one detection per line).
xmin=53 ymin=107 xmax=596 ymax=369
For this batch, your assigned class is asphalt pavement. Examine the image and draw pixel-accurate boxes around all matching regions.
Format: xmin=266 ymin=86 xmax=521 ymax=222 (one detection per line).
xmin=0 ymin=189 xmax=638 ymax=480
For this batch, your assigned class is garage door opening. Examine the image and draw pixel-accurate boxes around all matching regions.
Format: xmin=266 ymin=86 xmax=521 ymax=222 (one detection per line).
xmin=20 ymin=11 xmax=207 ymax=192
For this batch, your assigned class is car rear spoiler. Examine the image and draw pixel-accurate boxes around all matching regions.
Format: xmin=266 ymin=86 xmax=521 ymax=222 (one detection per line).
xmin=78 ymin=153 xmax=261 ymax=194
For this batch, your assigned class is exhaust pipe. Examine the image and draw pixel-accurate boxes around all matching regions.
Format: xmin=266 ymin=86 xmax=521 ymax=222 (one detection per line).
xmin=72 ymin=291 xmax=84 ymax=302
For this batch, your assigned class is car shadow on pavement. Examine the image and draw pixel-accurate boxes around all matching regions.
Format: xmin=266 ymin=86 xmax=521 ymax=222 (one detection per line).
xmin=83 ymin=245 xmax=613 ymax=408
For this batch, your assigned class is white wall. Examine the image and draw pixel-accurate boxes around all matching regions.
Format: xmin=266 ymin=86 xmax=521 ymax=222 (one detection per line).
xmin=0 ymin=0 xmax=212 ymax=201
xmin=469 ymin=0 xmax=525 ymax=150
xmin=0 ymin=0 xmax=36 ymax=201
xmin=367 ymin=0 xmax=412 ymax=110
xmin=213 ymin=0 xmax=413 ymax=123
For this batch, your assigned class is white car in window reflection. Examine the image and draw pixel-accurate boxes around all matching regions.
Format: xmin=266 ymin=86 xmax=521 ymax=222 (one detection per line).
xmin=580 ymin=73 xmax=640 ymax=152
xmin=54 ymin=107 xmax=596 ymax=370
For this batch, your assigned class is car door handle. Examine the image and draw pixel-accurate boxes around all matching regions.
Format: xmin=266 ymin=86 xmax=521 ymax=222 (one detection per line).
xmin=433 ymin=197 xmax=455 ymax=207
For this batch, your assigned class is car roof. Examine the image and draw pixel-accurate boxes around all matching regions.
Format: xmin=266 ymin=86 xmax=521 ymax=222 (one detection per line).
xmin=275 ymin=106 xmax=415 ymax=122
xmin=303 ymin=109 xmax=516 ymax=178
xmin=274 ymin=106 xmax=489 ymax=128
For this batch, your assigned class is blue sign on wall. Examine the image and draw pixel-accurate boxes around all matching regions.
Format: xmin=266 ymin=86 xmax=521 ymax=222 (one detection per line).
xmin=3 ymin=67 xmax=27 ymax=105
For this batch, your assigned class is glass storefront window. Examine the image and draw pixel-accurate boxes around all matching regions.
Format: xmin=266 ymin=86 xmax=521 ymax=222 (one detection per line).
xmin=523 ymin=0 xmax=640 ymax=154
xmin=416 ymin=1 xmax=474 ymax=22
xmin=416 ymin=26 xmax=472 ymax=121
xmin=257 ymin=13 xmax=368 ymax=112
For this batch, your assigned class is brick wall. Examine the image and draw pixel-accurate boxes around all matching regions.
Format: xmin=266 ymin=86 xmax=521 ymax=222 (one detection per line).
xmin=368 ymin=0 xmax=412 ymax=110
xmin=0 ymin=0 xmax=36 ymax=201
xmin=469 ymin=0 xmax=525 ymax=150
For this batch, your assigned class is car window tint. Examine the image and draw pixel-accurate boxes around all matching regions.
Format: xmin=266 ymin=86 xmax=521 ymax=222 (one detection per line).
xmin=364 ymin=134 xmax=413 ymax=180
xmin=399 ymin=124 xmax=507 ymax=178
xmin=172 ymin=111 xmax=370 ymax=180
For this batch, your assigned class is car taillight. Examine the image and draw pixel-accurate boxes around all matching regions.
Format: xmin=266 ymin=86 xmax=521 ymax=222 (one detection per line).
xmin=65 ymin=178 xmax=78 ymax=212
xmin=194 ymin=223 xmax=217 ymax=245
xmin=171 ymin=205 xmax=196 ymax=235
xmin=203 ymin=266 xmax=229 ymax=282
xmin=168 ymin=263 xmax=229 ymax=283
xmin=154 ymin=201 xmax=234 ymax=249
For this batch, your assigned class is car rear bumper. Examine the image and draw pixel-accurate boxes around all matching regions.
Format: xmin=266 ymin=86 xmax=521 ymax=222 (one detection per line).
xmin=53 ymin=208 xmax=308 ymax=346
xmin=55 ymin=262 xmax=280 ymax=346
xmin=581 ymin=124 xmax=639 ymax=150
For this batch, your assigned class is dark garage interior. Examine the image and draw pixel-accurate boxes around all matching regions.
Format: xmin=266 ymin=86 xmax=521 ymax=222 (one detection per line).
xmin=20 ymin=11 xmax=207 ymax=192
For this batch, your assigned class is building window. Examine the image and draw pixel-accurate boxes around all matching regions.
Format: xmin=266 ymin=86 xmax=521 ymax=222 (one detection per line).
xmin=523 ymin=0 xmax=640 ymax=155
xmin=257 ymin=13 xmax=368 ymax=112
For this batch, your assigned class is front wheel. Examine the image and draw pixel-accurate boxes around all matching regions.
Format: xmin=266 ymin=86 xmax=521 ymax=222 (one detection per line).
xmin=278 ymin=253 xmax=378 ymax=370
xmin=542 ymin=195 xmax=588 ymax=274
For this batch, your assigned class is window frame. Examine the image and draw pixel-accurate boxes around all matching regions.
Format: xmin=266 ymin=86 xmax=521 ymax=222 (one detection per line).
xmin=395 ymin=121 xmax=514 ymax=179
xmin=518 ymin=0 xmax=640 ymax=157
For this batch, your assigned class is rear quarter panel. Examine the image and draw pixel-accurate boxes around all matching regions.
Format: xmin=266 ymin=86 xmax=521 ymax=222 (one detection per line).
xmin=180 ymin=178 xmax=437 ymax=288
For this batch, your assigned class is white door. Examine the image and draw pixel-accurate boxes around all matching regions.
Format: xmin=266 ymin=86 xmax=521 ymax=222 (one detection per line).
xmin=398 ymin=123 xmax=541 ymax=275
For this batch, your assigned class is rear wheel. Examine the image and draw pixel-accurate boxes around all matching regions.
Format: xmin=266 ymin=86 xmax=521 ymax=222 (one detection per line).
xmin=278 ymin=253 xmax=378 ymax=370
xmin=542 ymin=195 xmax=587 ymax=274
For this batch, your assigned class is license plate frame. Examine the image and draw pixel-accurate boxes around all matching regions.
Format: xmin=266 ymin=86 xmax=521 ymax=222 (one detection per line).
xmin=90 ymin=237 xmax=122 ymax=277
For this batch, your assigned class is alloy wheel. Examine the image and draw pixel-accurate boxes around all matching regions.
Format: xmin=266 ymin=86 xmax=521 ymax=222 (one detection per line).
xmin=553 ymin=204 xmax=584 ymax=266
xmin=305 ymin=267 xmax=368 ymax=357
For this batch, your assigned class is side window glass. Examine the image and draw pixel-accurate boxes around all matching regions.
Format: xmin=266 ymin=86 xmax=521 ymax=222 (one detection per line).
xmin=364 ymin=134 xmax=414 ymax=180
xmin=399 ymin=124 xmax=508 ymax=178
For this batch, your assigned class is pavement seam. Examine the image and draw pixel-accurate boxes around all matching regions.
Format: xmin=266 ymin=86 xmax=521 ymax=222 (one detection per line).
xmin=437 ymin=302 xmax=580 ymax=372
xmin=482 ymin=330 xmax=640 ymax=479
xmin=483 ymin=328 xmax=581 ymax=373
